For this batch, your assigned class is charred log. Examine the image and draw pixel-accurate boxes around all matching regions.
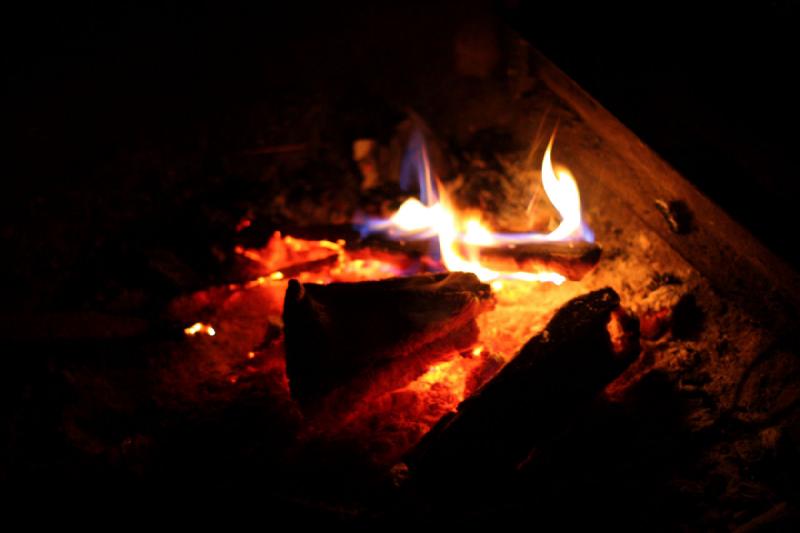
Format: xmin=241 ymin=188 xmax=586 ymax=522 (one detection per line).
xmin=283 ymin=272 xmax=494 ymax=412
xmin=405 ymin=287 xmax=639 ymax=486
xmin=469 ymin=240 xmax=601 ymax=281
xmin=350 ymin=237 xmax=601 ymax=281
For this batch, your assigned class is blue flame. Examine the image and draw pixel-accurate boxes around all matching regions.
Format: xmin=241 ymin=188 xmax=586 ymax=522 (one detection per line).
xmin=581 ymin=222 xmax=595 ymax=243
xmin=399 ymin=129 xmax=438 ymax=206
xmin=355 ymin=128 xmax=439 ymax=240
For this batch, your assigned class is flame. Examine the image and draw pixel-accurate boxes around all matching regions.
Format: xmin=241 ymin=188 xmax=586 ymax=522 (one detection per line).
xmin=539 ymin=134 xmax=583 ymax=242
xmin=355 ymin=130 xmax=591 ymax=284
xmin=370 ymin=197 xmax=445 ymax=238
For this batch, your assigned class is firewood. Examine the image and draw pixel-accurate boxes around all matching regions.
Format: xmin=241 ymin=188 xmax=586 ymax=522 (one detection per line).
xmin=351 ymin=236 xmax=601 ymax=281
xmin=404 ymin=287 xmax=639 ymax=485
xmin=469 ymin=240 xmax=601 ymax=281
xmin=283 ymin=272 xmax=494 ymax=412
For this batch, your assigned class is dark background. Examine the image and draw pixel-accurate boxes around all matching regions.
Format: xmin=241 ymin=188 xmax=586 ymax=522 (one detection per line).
xmin=3 ymin=0 xmax=799 ymax=313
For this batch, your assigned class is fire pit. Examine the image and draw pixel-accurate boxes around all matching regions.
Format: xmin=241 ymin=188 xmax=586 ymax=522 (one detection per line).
xmin=7 ymin=4 xmax=799 ymax=529
xmin=155 ymin=38 xmax=799 ymax=524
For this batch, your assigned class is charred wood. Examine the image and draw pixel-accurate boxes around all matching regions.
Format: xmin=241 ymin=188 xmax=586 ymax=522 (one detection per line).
xmin=283 ymin=272 xmax=494 ymax=412
xmin=350 ymin=237 xmax=601 ymax=281
xmin=405 ymin=287 xmax=639 ymax=485
xmin=469 ymin=240 xmax=601 ymax=281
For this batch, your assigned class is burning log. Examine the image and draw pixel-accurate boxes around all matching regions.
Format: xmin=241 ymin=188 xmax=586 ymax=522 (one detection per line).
xmin=404 ymin=287 xmax=639 ymax=485
xmin=283 ymin=272 xmax=494 ymax=412
xmin=468 ymin=240 xmax=601 ymax=281
xmin=350 ymin=237 xmax=601 ymax=281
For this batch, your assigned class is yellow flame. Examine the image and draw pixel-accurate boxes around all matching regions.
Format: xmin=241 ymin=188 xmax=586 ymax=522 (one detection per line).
xmin=390 ymin=186 xmax=564 ymax=284
xmin=539 ymin=134 xmax=583 ymax=241
xmin=462 ymin=218 xmax=495 ymax=246
xmin=382 ymin=131 xmax=586 ymax=284
xmin=389 ymin=198 xmax=443 ymax=232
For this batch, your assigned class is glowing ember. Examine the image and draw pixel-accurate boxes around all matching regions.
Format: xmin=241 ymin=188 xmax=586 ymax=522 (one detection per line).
xmin=355 ymin=131 xmax=591 ymax=284
xmin=235 ymin=217 xmax=252 ymax=232
xmin=406 ymin=356 xmax=473 ymax=400
xmin=184 ymin=322 xmax=216 ymax=336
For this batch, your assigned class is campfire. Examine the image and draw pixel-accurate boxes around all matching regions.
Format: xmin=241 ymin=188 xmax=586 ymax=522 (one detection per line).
xmin=172 ymin=125 xmax=627 ymax=465
xmin=13 ymin=11 xmax=799 ymax=529
xmin=151 ymin=50 xmax=798 ymax=522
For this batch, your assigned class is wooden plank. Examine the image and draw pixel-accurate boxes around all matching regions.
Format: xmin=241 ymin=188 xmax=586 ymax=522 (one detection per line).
xmin=530 ymin=46 xmax=800 ymax=321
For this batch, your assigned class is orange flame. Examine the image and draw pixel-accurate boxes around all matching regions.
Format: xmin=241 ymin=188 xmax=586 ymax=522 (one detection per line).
xmin=359 ymin=131 xmax=590 ymax=285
